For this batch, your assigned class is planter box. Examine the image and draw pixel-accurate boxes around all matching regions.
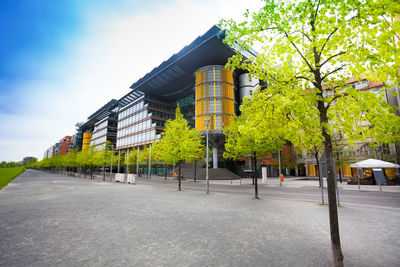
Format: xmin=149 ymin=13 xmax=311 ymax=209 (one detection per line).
xmin=115 ymin=173 xmax=125 ymax=183
xmin=127 ymin=174 xmax=136 ymax=184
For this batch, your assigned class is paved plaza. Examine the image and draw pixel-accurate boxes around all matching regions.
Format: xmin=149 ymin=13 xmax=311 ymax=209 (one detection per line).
xmin=0 ymin=170 xmax=399 ymax=266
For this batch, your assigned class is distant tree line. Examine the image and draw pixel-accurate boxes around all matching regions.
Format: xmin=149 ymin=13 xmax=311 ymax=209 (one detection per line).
xmin=0 ymin=157 xmax=38 ymax=168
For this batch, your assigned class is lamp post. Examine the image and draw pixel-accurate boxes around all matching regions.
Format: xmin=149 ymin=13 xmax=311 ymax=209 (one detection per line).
xmin=204 ymin=119 xmax=210 ymax=194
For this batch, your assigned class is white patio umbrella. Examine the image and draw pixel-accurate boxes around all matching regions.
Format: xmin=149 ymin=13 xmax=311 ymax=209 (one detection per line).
xmin=350 ymin=158 xmax=399 ymax=191
xmin=350 ymin=158 xmax=400 ymax=169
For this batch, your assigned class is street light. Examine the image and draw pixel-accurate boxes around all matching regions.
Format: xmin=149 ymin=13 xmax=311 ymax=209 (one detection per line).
xmin=204 ymin=118 xmax=210 ymax=194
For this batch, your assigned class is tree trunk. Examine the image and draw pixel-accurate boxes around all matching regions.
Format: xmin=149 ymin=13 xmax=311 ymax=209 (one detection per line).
xmin=178 ymin=161 xmax=182 ymax=191
xmin=164 ymin=163 xmax=167 ymax=180
xmin=253 ymin=153 xmax=258 ymax=199
xmin=318 ymin=100 xmax=344 ymax=266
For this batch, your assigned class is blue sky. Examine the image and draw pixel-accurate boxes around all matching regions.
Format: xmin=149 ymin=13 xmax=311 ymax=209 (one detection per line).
xmin=0 ymin=0 xmax=170 ymax=115
xmin=0 ymin=0 xmax=263 ymax=161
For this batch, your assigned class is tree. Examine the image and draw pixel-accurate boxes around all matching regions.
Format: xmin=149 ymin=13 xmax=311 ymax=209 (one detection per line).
xmin=151 ymin=141 xmax=171 ymax=180
xmin=23 ymin=157 xmax=37 ymax=166
xmin=126 ymin=148 xmax=137 ymax=174
xmin=137 ymin=146 xmax=151 ymax=177
xmin=155 ymin=105 xmax=204 ymax=191
xmin=76 ymin=149 xmax=92 ymax=178
xmin=93 ymin=141 xmax=114 ymax=181
xmin=64 ymin=149 xmax=78 ymax=174
xmin=221 ymin=1 xmax=400 ymax=265
xmin=223 ymin=92 xmax=287 ymax=198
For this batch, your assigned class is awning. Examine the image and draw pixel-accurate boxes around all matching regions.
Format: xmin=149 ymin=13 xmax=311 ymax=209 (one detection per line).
xmin=350 ymin=158 xmax=400 ymax=168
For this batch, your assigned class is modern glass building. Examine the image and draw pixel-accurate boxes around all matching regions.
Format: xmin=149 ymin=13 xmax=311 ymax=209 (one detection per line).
xmin=74 ymin=99 xmax=119 ymax=151
xmin=90 ymin=113 xmax=118 ymax=149
xmin=116 ymin=94 xmax=175 ymax=150
xmin=115 ymin=25 xmax=256 ymax=170
xmin=70 ymin=25 xmax=258 ymax=175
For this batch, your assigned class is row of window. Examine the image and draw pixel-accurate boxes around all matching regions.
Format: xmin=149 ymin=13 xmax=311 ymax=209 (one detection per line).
xmin=151 ymin=110 xmax=174 ymax=120
xmin=91 ymin=136 xmax=107 ymax=147
xmin=196 ymin=83 xmax=234 ymax=99
xmin=118 ymin=110 xmax=148 ymax=128
xmin=119 ymin=101 xmax=145 ymax=120
xmin=94 ymin=120 xmax=108 ymax=131
xmin=148 ymin=102 xmax=175 ymax=112
xmin=92 ymin=128 xmax=107 ymax=140
xmin=117 ymin=119 xmax=152 ymax=139
xmin=116 ymin=130 xmax=158 ymax=148
xmin=195 ymin=99 xmax=234 ymax=115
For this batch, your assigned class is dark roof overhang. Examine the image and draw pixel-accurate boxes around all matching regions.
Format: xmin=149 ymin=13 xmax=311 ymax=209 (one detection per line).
xmin=87 ymin=99 xmax=118 ymax=121
xmin=117 ymin=90 xmax=144 ymax=109
xmin=128 ymin=25 xmax=257 ymax=101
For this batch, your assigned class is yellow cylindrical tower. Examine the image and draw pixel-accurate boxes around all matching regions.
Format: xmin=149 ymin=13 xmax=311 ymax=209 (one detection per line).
xmin=82 ymin=132 xmax=92 ymax=150
xmin=195 ymin=65 xmax=234 ymax=132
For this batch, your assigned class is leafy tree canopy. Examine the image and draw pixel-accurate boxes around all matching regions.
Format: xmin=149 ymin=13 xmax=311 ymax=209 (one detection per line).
xmin=155 ymin=105 xmax=204 ymax=165
xmin=221 ymin=0 xmax=400 ymax=146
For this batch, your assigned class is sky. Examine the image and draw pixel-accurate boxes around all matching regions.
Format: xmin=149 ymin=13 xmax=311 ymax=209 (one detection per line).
xmin=0 ymin=0 xmax=264 ymax=162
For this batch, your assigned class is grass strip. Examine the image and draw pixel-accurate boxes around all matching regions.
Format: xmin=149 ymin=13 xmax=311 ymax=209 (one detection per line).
xmin=0 ymin=167 xmax=25 ymax=190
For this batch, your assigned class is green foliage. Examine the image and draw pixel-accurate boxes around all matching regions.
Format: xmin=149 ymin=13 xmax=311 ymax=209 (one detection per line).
xmin=0 ymin=161 xmax=22 ymax=168
xmin=23 ymin=157 xmax=37 ymax=166
xmin=93 ymin=141 xmax=114 ymax=168
xmin=221 ymin=0 xmax=400 ymax=153
xmin=223 ymin=90 xmax=287 ymax=160
xmin=126 ymin=148 xmax=138 ymax=166
xmin=0 ymin=167 xmax=25 ymax=190
xmin=155 ymin=105 xmax=204 ymax=165
xmin=64 ymin=149 xmax=78 ymax=168
xmin=137 ymin=146 xmax=151 ymax=164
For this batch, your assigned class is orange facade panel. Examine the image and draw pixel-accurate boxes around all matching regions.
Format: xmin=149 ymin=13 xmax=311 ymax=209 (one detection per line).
xmin=82 ymin=132 xmax=92 ymax=150
xmin=196 ymin=114 xmax=233 ymax=132
xmin=195 ymin=66 xmax=234 ymax=132
xmin=196 ymin=83 xmax=234 ymax=99
xmin=195 ymin=99 xmax=234 ymax=115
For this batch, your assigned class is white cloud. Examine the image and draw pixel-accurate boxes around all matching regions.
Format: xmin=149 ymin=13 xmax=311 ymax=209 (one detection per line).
xmin=0 ymin=0 xmax=263 ymax=161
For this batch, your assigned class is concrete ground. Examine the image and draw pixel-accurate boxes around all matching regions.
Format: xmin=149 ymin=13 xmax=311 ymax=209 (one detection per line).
xmin=207 ymin=177 xmax=400 ymax=192
xmin=0 ymin=170 xmax=399 ymax=266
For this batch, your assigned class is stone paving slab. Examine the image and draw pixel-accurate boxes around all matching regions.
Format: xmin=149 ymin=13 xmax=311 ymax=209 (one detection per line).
xmin=0 ymin=170 xmax=399 ymax=266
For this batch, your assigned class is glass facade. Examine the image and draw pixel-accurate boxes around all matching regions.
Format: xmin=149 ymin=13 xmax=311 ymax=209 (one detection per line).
xmin=195 ymin=66 xmax=234 ymax=131
xmin=116 ymin=97 xmax=174 ymax=150
xmin=91 ymin=113 xmax=118 ymax=149
xmin=82 ymin=132 xmax=92 ymax=150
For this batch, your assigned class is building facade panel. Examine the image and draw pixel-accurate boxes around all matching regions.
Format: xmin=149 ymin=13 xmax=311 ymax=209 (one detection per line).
xmin=82 ymin=132 xmax=92 ymax=150
xmin=116 ymin=97 xmax=174 ymax=150
xmin=195 ymin=65 xmax=234 ymax=131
